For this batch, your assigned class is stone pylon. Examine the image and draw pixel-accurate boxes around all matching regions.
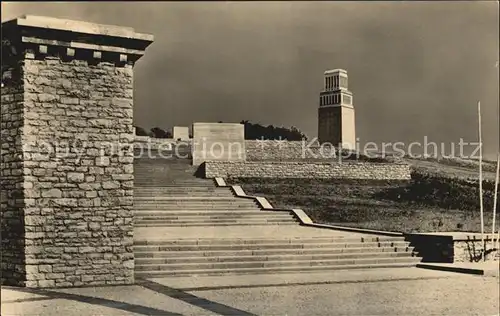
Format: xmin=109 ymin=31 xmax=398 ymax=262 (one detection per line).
xmin=1 ymin=15 xmax=153 ymax=287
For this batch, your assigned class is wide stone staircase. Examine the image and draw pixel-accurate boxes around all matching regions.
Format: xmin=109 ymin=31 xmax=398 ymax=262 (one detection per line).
xmin=134 ymin=236 xmax=419 ymax=278
xmin=133 ymin=152 xmax=421 ymax=278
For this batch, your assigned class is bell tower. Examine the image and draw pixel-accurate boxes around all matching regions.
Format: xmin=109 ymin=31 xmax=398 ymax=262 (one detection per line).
xmin=317 ymin=69 xmax=356 ymax=150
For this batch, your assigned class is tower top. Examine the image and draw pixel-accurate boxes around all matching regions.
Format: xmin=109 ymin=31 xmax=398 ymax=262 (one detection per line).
xmin=324 ymin=69 xmax=347 ymax=75
xmin=321 ymin=68 xmax=350 ymax=92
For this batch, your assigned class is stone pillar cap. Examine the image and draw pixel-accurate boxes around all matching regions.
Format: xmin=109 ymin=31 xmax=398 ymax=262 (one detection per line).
xmin=2 ymin=15 xmax=154 ymax=64
xmin=324 ymin=69 xmax=347 ymax=75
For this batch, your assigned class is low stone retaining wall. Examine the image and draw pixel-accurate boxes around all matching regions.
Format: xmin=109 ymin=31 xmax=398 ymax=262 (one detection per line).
xmin=245 ymin=140 xmax=395 ymax=162
xmin=405 ymin=233 xmax=499 ymax=263
xmin=204 ymin=161 xmax=411 ymax=180
xmin=245 ymin=140 xmax=326 ymax=161
xmin=453 ymin=234 xmax=499 ymax=262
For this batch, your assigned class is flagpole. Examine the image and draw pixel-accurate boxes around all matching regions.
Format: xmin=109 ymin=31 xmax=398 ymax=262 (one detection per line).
xmin=478 ymin=101 xmax=485 ymax=261
xmin=492 ymin=153 xmax=499 ymax=250
xmin=494 ymin=60 xmax=500 ymax=252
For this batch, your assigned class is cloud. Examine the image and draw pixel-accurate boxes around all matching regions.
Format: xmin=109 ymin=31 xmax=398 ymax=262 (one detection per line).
xmin=2 ymin=2 xmax=498 ymax=159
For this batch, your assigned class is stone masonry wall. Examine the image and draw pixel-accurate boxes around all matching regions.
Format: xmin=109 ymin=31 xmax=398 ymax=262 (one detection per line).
xmin=245 ymin=140 xmax=331 ymax=161
xmin=453 ymin=236 xmax=499 ymax=262
xmin=244 ymin=140 xmax=394 ymax=163
xmin=1 ymin=64 xmax=27 ymax=286
xmin=19 ymin=57 xmax=135 ymax=287
xmin=406 ymin=233 xmax=500 ymax=263
xmin=204 ymin=161 xmax=411 ymax=180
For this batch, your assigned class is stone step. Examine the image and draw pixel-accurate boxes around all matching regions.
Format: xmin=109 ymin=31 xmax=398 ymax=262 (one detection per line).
xmin=133 ymin=241 xmax=410 ymax=252
xmin=134 ymin=182 xmax=213 ymax=187
xmin=133 ymin=209 xmax=266 ymax=214
xmin=134 ymin=173 xmax=204 ymax=175
xmin=134 ymin=192 xmax=234 ymax=198
xmin=134 ymin=174 xmax=202 ymax=177
xmin=135 ymin=172 xmax=195 ymax=174
xmin=134 ymin=188 xmax=230 ymax=193
xmin=134 ymin=222 xmax=299 ymax=227
xmin=134 ymin=209 xmax=264 ymax=213
xmin=134 ymin=185 xmax=224 ymax=189
xmin=134 ymin=165 xmax=193 ymax=168
xmin=134 ymin=158 xmax=193 ymax=162
xmin=134 ymin=158 xmax=192 ymax=162
xmin=134 ymin=168 xmax=198 ymax=170
xmin=133 ymin=204 xmax=258 ymax=208
xmin=134 ymin=261 xmax=419 ymax=278
xmin=134 ymin=193 xmax=235 ymax=198
xmin=134 ymin=246 xmax=415 ymax=258
xmin=134 ymin=191 xmax=230 ymax=195
xmin=134 ymin=197 xmax=248 ymax=201
xmin=134 ymin=189 xmax=231 ymax=193
xmin=134 ymin=197 xmax=252 ymax=200
xmin=134 ymin=179 xmax=208 ymax=182
xmin=134 ymin=167 xmax=198 ymax=170
xmin=135 ymin=174 xmax=197 ymax=177
xmin=134 ymin=177 xmax=204 ymax=180
xmin=135 ymin=211 xmax=291 ymax=217
xmin=133 ymin=203 xmax=258 ymax=207
xmin=134 ymin=200 xmax=256 ymax=205
xmin=134 ymin=181 xmax=212 ymax=184
xmin=135 ymin=214 xmax=294 ymax=220
xmin=135 ymin=217 xmax=297 ymax=224
xmin=134 ymin=163 xmax=194 ymax=166
xmin=134 ymin=235 xmax=407 ymax=246
xmin=133 ymin=202 xmax=257 ymax=206
xmin=134 ymin=186 xmax=214 ymax=188
xmin=133 ymin=208 xmax=262 ymax=212
xmin=133 ymin=236 xmax=407 ymax=246
xmin=134 ymin=256 xmax=421 ymax=272
xmin=134 ymin=204 xmax=257 ymax=208
xmin=134 ymin=179 xmax=210 ymax=182
xmin=134 ymin=160 xmax=193 ymax=162
xmin=135 ymin=250 xmax=414 ymax=265
xmin=134 ymin=166 xmax=195 ymax=169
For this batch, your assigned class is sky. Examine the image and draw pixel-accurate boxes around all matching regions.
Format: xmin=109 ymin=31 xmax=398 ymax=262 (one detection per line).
xmin=2 ymin=2 xmax=499 ymax=160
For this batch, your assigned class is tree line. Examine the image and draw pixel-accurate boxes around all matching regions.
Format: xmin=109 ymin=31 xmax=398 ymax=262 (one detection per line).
xmin=134 ymin=121 xmax=307 ymax=140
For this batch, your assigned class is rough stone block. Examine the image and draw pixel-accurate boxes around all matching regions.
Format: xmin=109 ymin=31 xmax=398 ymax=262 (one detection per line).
xmin=192 ymin=122 xmax=246 ymax=166
xmin=173 ymin=126 xmax=189 ymax=141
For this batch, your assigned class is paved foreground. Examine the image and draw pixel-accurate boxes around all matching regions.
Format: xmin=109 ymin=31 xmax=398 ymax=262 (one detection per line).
xmin=2 ymin=268 xmax=498 ymax=316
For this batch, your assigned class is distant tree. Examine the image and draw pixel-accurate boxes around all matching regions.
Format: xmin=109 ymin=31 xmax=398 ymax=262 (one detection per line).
xmin=239 ymin=120 xmax=307 ymax=140
xmin=134 ymin=125 xmax=149 ymax=136
xmin=150 ymin=127 xmax=169 ymax=138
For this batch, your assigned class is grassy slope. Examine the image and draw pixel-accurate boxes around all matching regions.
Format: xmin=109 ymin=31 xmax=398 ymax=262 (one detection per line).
xmin=225 ymin=158 xmax=499 ymax=233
